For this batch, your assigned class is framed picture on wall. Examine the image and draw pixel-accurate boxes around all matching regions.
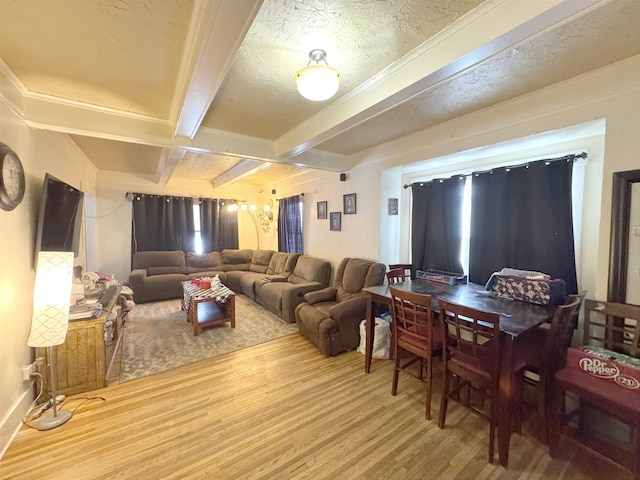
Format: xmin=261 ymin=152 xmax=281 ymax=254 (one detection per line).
xmin=343 ymin=193 xmax=356 ymax=214
xmin=388 ymin=198 xmax=398 ymax=215
xmin=330 ymin=212 xmax=341 ymax=231
xmin=317 ymin=201 xmax=327 ymax=219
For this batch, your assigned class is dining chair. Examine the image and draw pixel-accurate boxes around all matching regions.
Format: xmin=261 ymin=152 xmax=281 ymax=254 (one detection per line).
xmin=386 ymin=268 xmax=406 ymax=285
xmin=549 ymin=299 xmax=640 ymax=479
xmin=389 ymin=287 xmax=443 ymax=419
xmin=437 ymin=297 xmax=502 ymax=463
xmin=388 ymin=263 xmax=412 ymax=280
xmin=514 ymin=297 xmax=582 ymax=442
xmin=518 ymin=291 xmax=586 ymax=347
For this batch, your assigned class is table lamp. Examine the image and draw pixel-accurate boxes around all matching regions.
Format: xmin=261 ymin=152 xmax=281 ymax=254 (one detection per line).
xmin=27 ymin=251 xmax=74 ymax=430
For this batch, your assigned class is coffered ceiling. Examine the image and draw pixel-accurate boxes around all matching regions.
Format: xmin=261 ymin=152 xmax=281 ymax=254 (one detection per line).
xmin=1 ymin=0 xmax=639 ymax=189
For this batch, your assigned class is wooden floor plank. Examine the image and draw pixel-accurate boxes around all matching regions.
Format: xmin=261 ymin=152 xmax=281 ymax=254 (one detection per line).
xmin=0 ymin=333 xmax=630 ymax=479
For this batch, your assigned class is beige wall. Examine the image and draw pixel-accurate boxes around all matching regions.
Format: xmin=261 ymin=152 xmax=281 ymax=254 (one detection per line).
xmin=0 ymin=100 xmax=97 ymax=455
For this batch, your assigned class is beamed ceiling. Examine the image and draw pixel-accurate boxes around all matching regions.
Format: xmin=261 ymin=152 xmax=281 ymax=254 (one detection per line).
xmin=1 ymin=0 xmax=639 ymax=189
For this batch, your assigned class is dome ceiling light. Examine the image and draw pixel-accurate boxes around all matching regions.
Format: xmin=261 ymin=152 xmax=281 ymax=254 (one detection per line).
xmin=295 ymin=49 xmax=341 ymax=101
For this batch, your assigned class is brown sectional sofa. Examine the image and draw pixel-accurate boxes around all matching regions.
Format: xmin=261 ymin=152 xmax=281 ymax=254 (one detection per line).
xmin=129 ymin=249 xmax=331 ymax=323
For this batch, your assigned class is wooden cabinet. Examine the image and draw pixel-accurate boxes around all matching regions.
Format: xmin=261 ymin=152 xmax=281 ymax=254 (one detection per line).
xmin=37 ymin=287 xmax=123 ymax=396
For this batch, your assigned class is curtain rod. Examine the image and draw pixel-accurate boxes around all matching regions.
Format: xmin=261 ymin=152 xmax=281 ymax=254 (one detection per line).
xmin=403 ymin=151 xmax=587 ymax=189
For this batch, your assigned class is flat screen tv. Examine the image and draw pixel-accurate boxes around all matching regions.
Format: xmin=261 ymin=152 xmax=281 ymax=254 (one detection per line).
xmin=35 ymin=174 xmax=84 ymax=257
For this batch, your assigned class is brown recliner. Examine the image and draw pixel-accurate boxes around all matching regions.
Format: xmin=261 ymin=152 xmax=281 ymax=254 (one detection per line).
xmin=295 ymin=257 xmax=386 ymax=356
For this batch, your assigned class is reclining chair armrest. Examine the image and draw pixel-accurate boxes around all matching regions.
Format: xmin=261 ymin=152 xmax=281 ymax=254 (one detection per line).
xmin=281 ymin=282 xmax=328 ymax=323
xmin=329 ymin=297 xmax=366 ymax=325
xmin=128 ymin=268 xmax=148 ymax=288
xmin=304 ymin=287 xmax=337 ymax=305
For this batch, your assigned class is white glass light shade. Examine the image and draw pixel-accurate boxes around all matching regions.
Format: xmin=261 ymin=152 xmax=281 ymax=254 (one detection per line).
xmin=27 ymin=251 xmax=74 ymax=348
xmin=296 ymin=64 xmax=341 ymax=101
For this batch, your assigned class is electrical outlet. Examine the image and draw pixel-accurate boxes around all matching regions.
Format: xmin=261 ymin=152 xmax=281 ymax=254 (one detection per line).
xmin=22 ymin=364 xmax=33 ymax=381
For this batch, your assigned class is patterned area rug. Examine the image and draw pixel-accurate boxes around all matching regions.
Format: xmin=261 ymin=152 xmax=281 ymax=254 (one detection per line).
xmin=119 ymin=294 xmax=299 ymax=382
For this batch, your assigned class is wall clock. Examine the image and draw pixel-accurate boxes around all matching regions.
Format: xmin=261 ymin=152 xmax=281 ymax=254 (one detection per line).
xmin=0 ymin=143 xmax=26 ymax=211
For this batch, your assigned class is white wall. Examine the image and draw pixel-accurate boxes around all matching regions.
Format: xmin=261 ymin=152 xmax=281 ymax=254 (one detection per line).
xmin=264 ymin=166 xmax=383 ymax=279
xmin=0 ymin=99 xmax=97 ymax=456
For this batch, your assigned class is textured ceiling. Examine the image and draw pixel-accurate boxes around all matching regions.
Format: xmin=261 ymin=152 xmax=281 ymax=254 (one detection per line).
xmin=0 ymin=0 xmax=638 ymax=189
xmin=201 ymin=0 xmax=484 ymax=140
xmin=0 ymin=0 xmax=192 ymax=117
xmin=319 ymin=0 xmax=640 ymax=154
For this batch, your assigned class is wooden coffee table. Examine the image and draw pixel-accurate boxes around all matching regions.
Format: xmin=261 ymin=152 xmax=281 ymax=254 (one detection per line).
xmin=181 ymin=281 xmax=236 ymax=336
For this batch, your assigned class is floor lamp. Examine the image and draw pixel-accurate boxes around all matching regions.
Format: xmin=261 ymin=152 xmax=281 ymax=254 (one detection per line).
xmin=27 ymin=251 xmax=74 ymax=431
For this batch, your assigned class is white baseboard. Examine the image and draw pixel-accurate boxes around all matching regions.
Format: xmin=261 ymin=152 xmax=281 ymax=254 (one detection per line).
xmin=0 ymin=381 xmax=35 ymax=460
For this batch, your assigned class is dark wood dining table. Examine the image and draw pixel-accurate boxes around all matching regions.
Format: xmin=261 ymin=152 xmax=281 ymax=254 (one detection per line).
xmin=362 ymin=279 xmax=557 ymax=467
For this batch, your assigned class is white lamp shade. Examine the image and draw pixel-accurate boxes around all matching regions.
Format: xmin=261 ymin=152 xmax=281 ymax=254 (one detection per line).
xmin=296 ymin=65 xmax=340 ymax=101
xmin=27 ymin=251 xmax=74 ymax=347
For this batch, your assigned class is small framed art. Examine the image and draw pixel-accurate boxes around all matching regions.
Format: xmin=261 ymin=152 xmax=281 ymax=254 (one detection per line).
xmin=343 ymin=193 xmax=356 ymax=214
xmin=317 ymin=201 xmax=327 ymax=219
xmin=330 ymin=212 xmax=341 ymax=231
xmin=388 ymin=198 xmax=398 ymax=215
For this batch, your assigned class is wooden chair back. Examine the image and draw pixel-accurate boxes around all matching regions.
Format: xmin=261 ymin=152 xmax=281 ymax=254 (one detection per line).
xmin=583 ymin=299 xmax=640 ymax=357
xmin=389 ymin=263 xmax=412 ymax=280
xmin=386 ymin=268 xmax=406 ymax=285
xmin=437 ymin=297 xmax=502 ymax=463
xmin=567 ymin=290 xmax=587 ymax=329
xmin=389 ymin=287 xmax=441 ymax=419
xmin=390 ymin=287 xmax=434 ymax=347
xmin=438 ymin=298 xmax=502 ymax=385
xmin=543 ymin=298 xmax=583 ymax=379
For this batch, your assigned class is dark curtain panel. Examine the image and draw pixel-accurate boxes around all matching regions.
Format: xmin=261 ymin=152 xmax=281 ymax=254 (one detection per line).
xmin=131 ymin=194 xmax=195 ymax=253
xmin=278 ymin=195 xmax=303 ymax=254
xmin=468 ymin=159 xmax=577 ymax=293
xmin=199 ymin=198 xmax=239 ymax=252
xmin=411 ymin=176 xmax=465 ymax=274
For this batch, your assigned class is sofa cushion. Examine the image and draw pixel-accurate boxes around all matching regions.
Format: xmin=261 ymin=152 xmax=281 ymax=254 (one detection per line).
xmin=287 ymin=256 xmax=331 ymax=285
xmin=186 ymin=251 xmax=222 ymax=273
xmin=336 ymin=258 xmax=386 ymax=302
xmin=267 ymin=252 xmax=300 ymax=276
xmin=249 ymin=250 xmax=274 ymax=273
xmin=132 ymin=250 xmax=186 ymax=270
xmin=132 ymin=272 xmax=188 ymax=303
xmin=147 ymin=266 xmax=187 ymax=276
xmin=221 ymin=248 xmax=253 ymax=272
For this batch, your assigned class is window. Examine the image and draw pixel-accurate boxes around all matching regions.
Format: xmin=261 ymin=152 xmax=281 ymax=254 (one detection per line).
xmin=410 ymin=154 xmax=585 ymax=294
xmin=193 ymin=203 xmax=202 ymax=254
xmin=278 ymin=195 xmax=304 ymax=254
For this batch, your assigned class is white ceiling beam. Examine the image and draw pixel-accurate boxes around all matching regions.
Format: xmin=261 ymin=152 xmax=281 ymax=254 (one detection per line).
xmin=155 ymin=148 xmax=187 ymax=185
xmin=0 ymin=59 xmax=25 ymax=115
xmin=287 ymin=149 xmax=349 ymax=172
xmin=172 ymin=0 xmax=263 ymax=140
xmin=191 ymin=126 xmax=277 ymax=160
xmin=191 ymin=125 xmax=349 ymax=171
xmin=211 ymin=159 xmax=271 ymax=189
xmin=276 ymin=0 xmax=608 ymax=158
xmin=21 ymin=94 xmax=176 ymax=147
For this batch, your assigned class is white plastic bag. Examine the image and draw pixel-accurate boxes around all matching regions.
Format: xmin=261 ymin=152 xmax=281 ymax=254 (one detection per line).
xmin=357 ymin=317 xmax=391 ymax=359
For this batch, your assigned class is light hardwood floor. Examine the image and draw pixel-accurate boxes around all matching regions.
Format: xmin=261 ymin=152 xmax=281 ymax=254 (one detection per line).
xmin=0 ymin=333 xmax=629 ymax=480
